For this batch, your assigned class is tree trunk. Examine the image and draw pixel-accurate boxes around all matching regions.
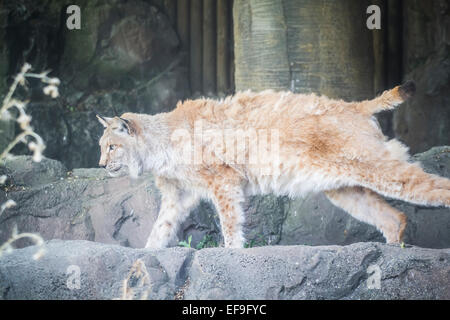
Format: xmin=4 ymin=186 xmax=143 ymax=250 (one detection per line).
xmin=190 ymin=0 xmax=203 ymax=95
xmin=177 ymin=0 xmax=190 ymax=49
xmin=233 ymin=0 xmax=290 ymax=92
xmin=233 ymin=0 xmax=375 ymax=101
xmin=372 ymin=0 xmax=387 ymax=95
xmin=164 ymin=0 xmax=177 ymax=28
xmin=202 ymin=0 xmax=216 ymax=95
xmin=386 ymin=0 xmax=402 ymax=88
xmin=216 ymin=0 xmax=230 ymax=96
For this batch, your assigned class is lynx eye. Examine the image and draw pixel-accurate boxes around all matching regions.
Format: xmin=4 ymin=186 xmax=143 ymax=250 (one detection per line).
xmin=109 ymin=144 xmax=117 ymax=151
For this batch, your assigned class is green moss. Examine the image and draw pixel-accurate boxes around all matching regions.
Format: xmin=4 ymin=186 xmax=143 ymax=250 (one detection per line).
xmin=196 ymin=235 xmax=218 ymax=249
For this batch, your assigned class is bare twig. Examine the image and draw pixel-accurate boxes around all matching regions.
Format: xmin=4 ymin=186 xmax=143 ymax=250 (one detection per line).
xmin=0 ymin=63 xmax=60 ymax=260
xmin=0 ymin=63 xmax=32 ymax=113
xmin=117 ymin=259 xmax=151 ymax=300
xmin=0 ymin=227 xmax=45 ymax=260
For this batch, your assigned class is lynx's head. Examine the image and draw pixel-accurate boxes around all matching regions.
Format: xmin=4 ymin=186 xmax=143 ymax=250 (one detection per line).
xmin=97 ymin=115 xmax=143 ymax=178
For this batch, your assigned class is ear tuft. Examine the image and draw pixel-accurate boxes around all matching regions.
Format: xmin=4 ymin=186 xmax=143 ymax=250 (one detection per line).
xmin=97 ymin=115 xmax=114 ymax=128
xmin=96 ymin=115 xmax=107 ymax=127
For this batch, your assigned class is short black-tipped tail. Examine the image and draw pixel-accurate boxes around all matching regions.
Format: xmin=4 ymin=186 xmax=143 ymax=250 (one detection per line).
xmin=357 ymin=80 xmax=416 ymax=115
xmin=398 ymin=80 xmax=416 ymax=100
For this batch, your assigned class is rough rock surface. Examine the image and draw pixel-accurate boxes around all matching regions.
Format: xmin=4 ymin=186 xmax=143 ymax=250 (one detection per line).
xmin=0 ymin=240 xmax=448 ymax=299
xmin=1 ymin=147 xmax=450 ymax=250
xmin=0 ymin=240 xmax=193 ymax=300
xmin=0 ymin=155 xmax=67 ymax=187
xmin=0 ymin=156 xmax=160 ymax=248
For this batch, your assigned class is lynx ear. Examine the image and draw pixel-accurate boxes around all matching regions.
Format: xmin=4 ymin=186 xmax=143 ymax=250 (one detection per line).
xmin=96 ymin=114 xmax=113 ymax=128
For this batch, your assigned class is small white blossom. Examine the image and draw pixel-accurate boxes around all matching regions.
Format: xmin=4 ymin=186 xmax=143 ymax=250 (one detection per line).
xmin=43 ymin=85 xmax=59 ymax=98
xmin=29 ymin=141 xmax=44 ymax=162
xmin=17 ymin=113 xmax=32 ymax=130
xmin=48 ymin=78 xmax=60 ymax=86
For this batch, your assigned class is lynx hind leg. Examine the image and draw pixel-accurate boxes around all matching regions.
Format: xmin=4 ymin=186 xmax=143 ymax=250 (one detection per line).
xmin=204 ymin=171 xmax=246 ymax=248
xmin=385 ymin=139 xmax=410 ymax=162
xmin=355 ymin=160 xmax=450 ymax=208
xmin=325 ymin=187 xmax=407 ymax=243
xmin=145 ymin=177 xmax=199 ymax=249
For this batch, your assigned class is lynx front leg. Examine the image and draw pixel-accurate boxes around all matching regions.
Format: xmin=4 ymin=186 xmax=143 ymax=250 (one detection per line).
xmin=145 ymin=177 xmax=199 ymax=249
xmin=325 ymin=187 xmax=407 ymax=243
xmin=212 ymin=191 xmax=246 ymax=248
xmin=206 ymin=174 xmax=246 ymax=248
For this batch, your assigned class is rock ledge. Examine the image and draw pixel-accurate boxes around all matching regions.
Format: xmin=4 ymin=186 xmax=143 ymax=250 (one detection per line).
xmin=0 ymin=240 xmax=448 ymax=300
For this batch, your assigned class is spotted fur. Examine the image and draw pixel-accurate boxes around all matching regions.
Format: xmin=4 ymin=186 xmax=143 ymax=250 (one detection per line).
xmin=97 ymin=81 xmax=450 ymax=248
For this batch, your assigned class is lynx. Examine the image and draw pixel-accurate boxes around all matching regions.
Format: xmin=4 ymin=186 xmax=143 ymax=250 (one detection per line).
xmin=97 ymin=81 xmax=450 ymax=248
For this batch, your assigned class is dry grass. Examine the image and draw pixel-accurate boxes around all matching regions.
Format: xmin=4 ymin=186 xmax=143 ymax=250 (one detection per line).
xmin=116 ymin=259 xmax=152 ymax=300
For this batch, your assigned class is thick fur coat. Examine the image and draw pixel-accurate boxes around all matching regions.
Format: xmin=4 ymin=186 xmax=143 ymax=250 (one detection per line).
xmin=97 ymin=81 xmax=450 ymax=248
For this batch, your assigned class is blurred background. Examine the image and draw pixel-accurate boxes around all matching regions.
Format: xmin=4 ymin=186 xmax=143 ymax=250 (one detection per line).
xmin=0 ymin=0 xmax=448 ymax=170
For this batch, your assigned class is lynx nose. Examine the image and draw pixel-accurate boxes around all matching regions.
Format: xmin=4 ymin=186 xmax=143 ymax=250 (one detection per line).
xmin=99 ymin=157 xmax=107 ymax=168
xmin=99 ymin=160 xmax=106 ymax=168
